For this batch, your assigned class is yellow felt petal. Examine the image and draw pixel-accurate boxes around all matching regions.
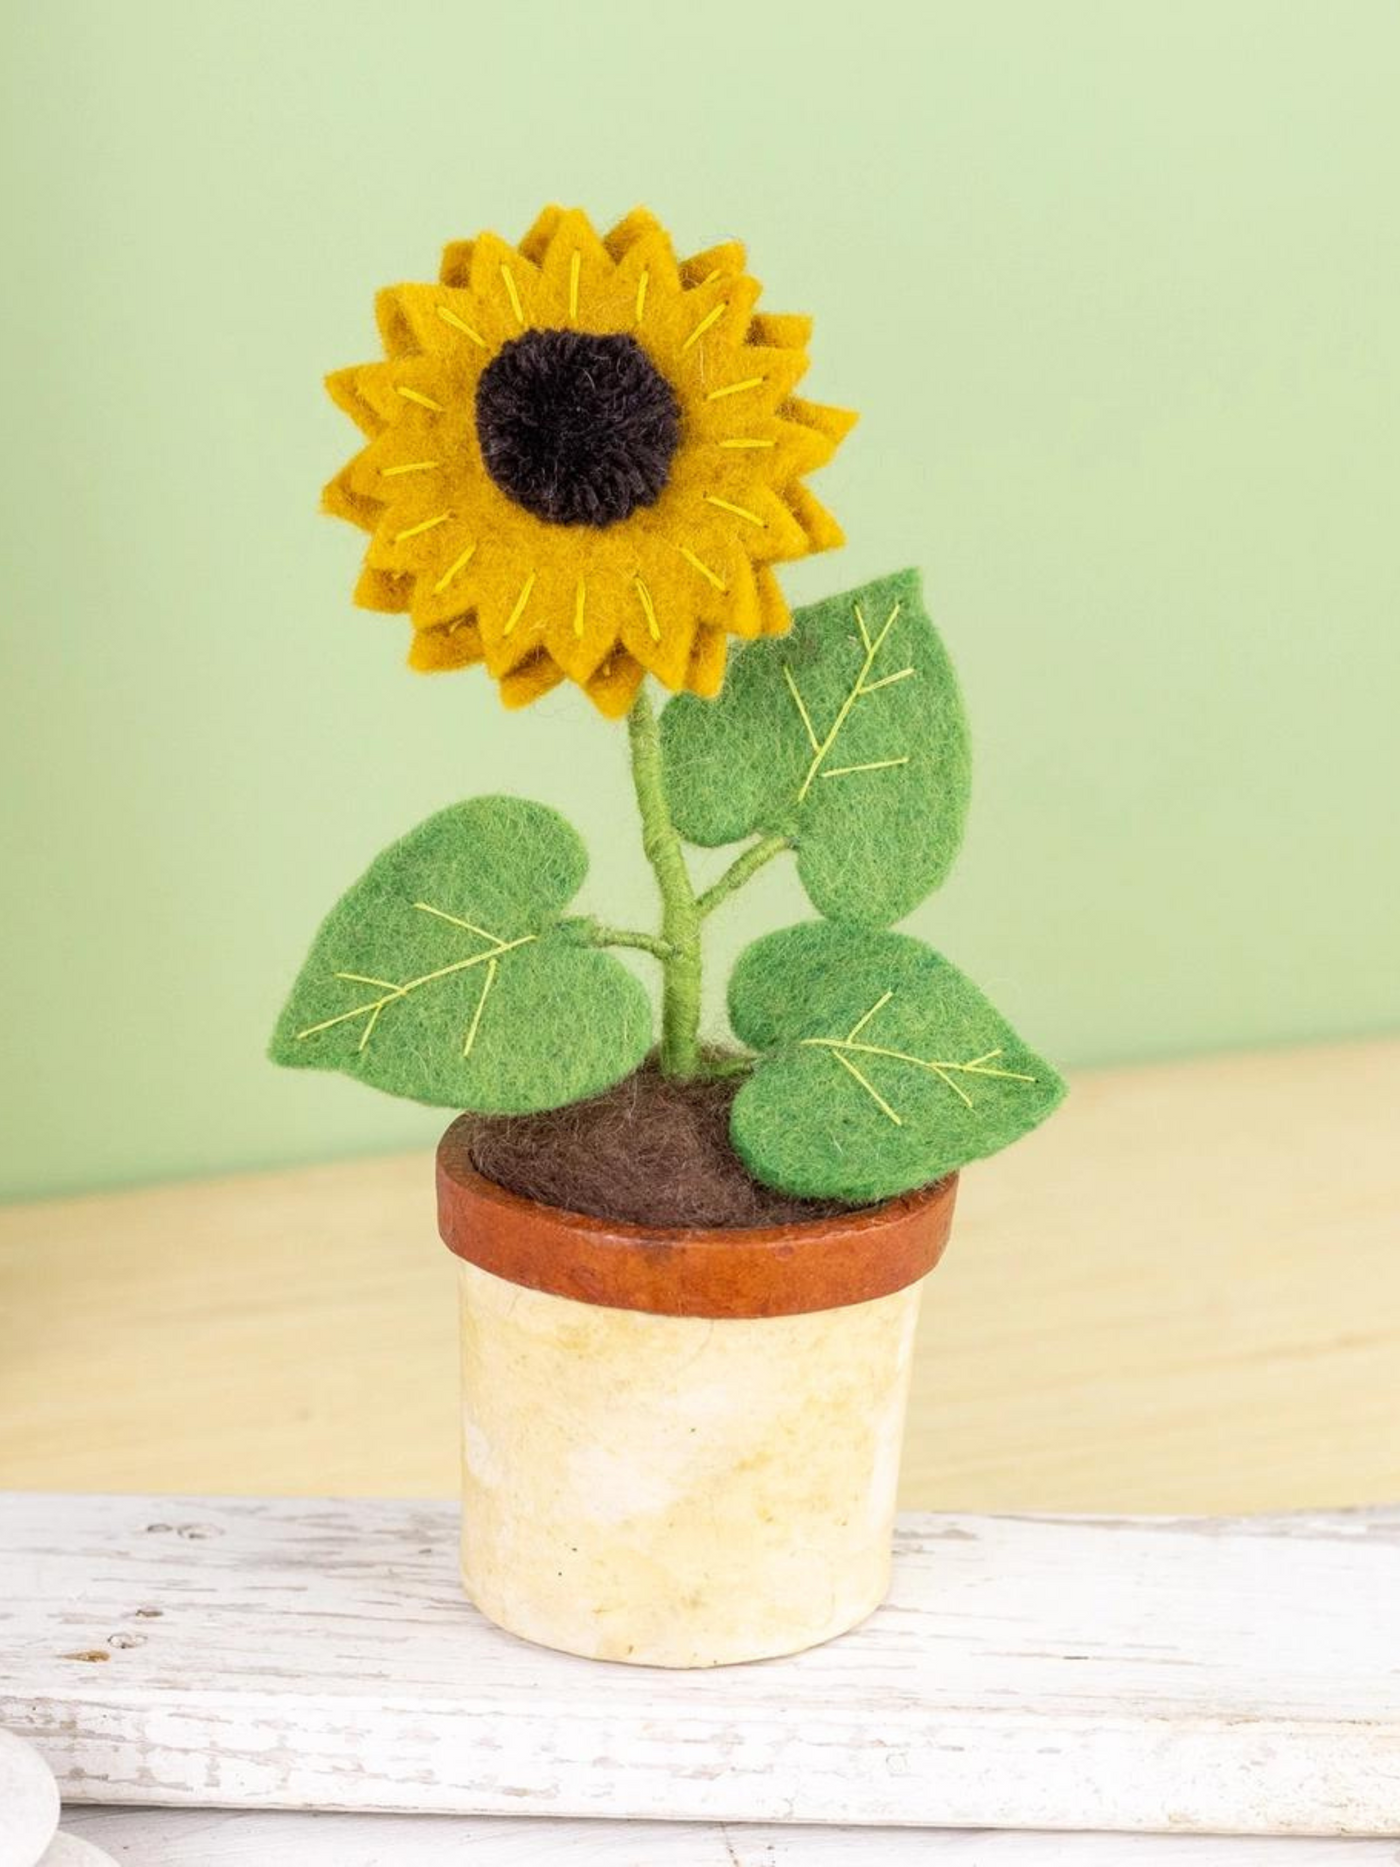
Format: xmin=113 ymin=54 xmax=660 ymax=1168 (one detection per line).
xmin=604 ymin=206 xmax=669 ymax=263
xmin=322 ymin=463 xmax=382 ymax=530
xmin=681 ymin=240 xmax=746 ymax=287
xmin=407 ymin=616 xmax=484 ymax=673
xmin=499 ymin=650 xmax=566 ymax=709
xmin=347 ymin=357 xmax=449 ymax=426
xmin=627 ymin=597 xmax=697 ymax=690
xmin=584 ymin=652 xmax=646 ymax=719
xmin=669 ymin=532 xmax=736 ymax=607
xmin=611 ymin=528 xmax=712 ymax=635
xmin=541 ymin=570 xmax=632 ymax=685
xmin=348 ymin=435 xmax=451 ymax=505
xmin=652 ymin=273 xmax=762 ymax=385
xmin=720 ymin=549 xmax=763 ymax=638
xmin=536 ymin=208 xmax=616 ymax=326
xmin=685 ymin=624 xmax=730 ymax=698
xmin=476 ymin=563 xmax=554 ymax=677
xmin=748 ymin=311 xmax=812 ymax=351
xmin=377 ymin=283 xmax=493 ymax=361
xmin=517 ymin=205 xmax=567 ymax=265
xmin=784 ymin=396 xmax=860 ymax=448
xmin=755 ymin=566 xmax=792 ymax=636
xmin=439 ymin=238 xmax=476 ymax=287
xmin=368 ymin=470 xmax=458 ymax=540
xmin=354 ymin=565 xmax=412 ymax=613
xmin=609 ymin=224 xmax=683 ymax=322
xmin=690 ymin=344 xmax=810 ymax=432
xmin=468 ymin=231 xmax=545 ymax=337
xmin=697 ymin=275 xmax=764 ymax=368
xmin=688 ymin=482 xmax=778 ymax=557
xmin=365 ymin=505 xmax=460 ymax=575
xmin=767 ymin=411 xmax=843 ymax=476
xmin=325 ymin=367 xmax=386 ymax=437
xmin=404 ymin=538 xmax=487 ymax=628
xmin=706 ymin=482 xmax=812 ymax=564
xmin=784 ymin=482 xmax=846 ymax=552
xmin=374 ymin=287 xmax=420 ymax=359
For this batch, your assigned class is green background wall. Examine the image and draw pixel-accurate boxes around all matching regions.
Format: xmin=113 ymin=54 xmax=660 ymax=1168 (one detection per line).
xmin=3 ymin=1 xmax=1397 ymax=1199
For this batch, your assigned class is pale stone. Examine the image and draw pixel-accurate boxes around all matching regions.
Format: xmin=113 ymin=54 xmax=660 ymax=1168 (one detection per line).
xmin=38 ymin=1838 xmax=119 ymax=1867
xmin=457 ymin=1260 xmax=925 ymax=1667
xmin=0 ymin=1728 xmax=60 ymax=1867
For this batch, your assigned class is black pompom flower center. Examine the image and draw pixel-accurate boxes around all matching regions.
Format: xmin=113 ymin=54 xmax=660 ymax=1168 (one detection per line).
xmin=474 ymin=329 xmax=682 ymax=528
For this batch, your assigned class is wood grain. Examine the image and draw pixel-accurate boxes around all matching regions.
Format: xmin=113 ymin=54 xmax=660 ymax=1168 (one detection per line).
xmin=60 ymin=1809 xmax=1400 ymax=1863
xmin=4 ymin=1494 xmax=1398 ymax=1834
xmin=1 ymin=1040 xmax=1398 ymax=1511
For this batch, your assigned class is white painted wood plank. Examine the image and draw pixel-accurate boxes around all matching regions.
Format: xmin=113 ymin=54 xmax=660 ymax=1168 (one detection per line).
xmin=2 ymin=1496 xmax=1398 ymax=1836
xmin=60 ymin=1809 xmax=1400 ymax=1864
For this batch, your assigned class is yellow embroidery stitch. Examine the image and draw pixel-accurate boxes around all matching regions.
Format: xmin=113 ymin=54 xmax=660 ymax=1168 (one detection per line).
xmin=799 ymin=989 xmax=1038 ymax=1126
xmin=502 ymin=569 xmax=537 ymax=636
xmin=296 ymin=933 xmax=536 ymax=1046
xmin=499 ymin=263 xmax=525 ymax=326
xmin=704 ymin=494 xmax=765 ymax=528
xmin=412 ymin=901 xmax=503 ymax=942
xmin=782 ymin=665 xmax=820 ymax=752
xmin=431 ymin=541 xmax=477 ymax=594
xmin=436 ymin=304 xmax=487 ymax=348
xmin=682 ymin=301 xmax=728 ymax=353
xmin=860 ymin=667 xmax=916 ymax=694
xmin=634 ymin=576 xmax=661 ymax=641
xmin=679 ymin=546 xmax=727 ymax=592
xmin=706 ymin=376 xmax=764 ymax=402
xmin=846 ymin=989 xmax=893 ymax=1040
xmin=393 ymin=512 xmax=451 ymax=543
xmin=789 ymin=598 xmax=905 ymax=803
xmin=461 ymin=956 xmax=499 ymax=1059
xmin=831 ymin=1048 xmax=903 ymax=1125
xmin=821 ymin=757 xmax=911 ymax=780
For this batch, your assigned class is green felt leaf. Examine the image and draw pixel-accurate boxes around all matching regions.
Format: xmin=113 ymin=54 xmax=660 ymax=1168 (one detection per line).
xmin=659 ymin=567 xmax=970 ymax=927
xmin=270 ymin=796 xmax=652 ymax=1113
xmin=729 ymin=921 xmax=1065 ymax=1202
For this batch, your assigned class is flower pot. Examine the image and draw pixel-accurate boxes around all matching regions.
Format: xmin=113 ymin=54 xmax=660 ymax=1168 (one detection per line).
xmin=437 ymin=1117 xmax=958 ymax=1668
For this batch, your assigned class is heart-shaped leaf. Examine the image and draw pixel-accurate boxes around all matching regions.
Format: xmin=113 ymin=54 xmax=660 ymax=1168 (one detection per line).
xmin=270 ymin=796 xmax=652 ymax=1112
xmin=660 ymin=568 xmax=970 ymax=926
xmin=729 ymin=921 xmax=1065 ymax=1202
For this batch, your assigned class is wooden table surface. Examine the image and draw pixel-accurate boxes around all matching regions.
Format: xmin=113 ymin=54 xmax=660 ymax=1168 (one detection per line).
xmin=2 ymin=1038 xmax=1398 ymax=1512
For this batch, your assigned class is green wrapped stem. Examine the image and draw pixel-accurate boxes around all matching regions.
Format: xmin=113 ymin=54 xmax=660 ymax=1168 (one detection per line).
xmin=627 ymin=687 xmax=703 ymax=1077
xmin=697 ymin=832 xmax=792 ymax=918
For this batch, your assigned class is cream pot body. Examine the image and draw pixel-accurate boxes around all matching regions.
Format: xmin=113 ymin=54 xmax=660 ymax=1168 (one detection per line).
xmin=438 ymin=1122 xmax=956 ymax=1668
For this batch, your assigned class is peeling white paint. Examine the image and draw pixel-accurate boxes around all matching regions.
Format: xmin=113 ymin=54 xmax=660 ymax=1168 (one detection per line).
xmin=5 ymin=1495 xmax=1398 ymax=1832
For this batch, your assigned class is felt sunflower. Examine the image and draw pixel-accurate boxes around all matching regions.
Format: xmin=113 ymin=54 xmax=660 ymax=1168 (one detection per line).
xmin=323 ymin=206 xmax=856 ymax=717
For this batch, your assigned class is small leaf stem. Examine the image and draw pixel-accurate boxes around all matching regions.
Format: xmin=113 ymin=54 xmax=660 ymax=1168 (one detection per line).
xmin=696 ymin=833 xmax=793 ymax=919
xmin=627 ymin=687 xmax=703 ymax=1077
xmin=587 ymin=922 xmax=674 ymax=961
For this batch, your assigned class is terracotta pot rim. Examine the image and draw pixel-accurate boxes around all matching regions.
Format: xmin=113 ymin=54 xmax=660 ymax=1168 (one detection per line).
xmin=437 ymin=1116 xmax=958 ymax=1319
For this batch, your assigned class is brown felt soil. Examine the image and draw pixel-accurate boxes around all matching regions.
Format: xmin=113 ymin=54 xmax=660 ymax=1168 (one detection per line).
xmin=465 ymin=1059 xmax=866 ymax=1230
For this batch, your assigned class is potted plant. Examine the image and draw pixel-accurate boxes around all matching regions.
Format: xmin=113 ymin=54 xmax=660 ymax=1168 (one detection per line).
xmin=271 ymin=206 xmax=1064 ymax=1668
